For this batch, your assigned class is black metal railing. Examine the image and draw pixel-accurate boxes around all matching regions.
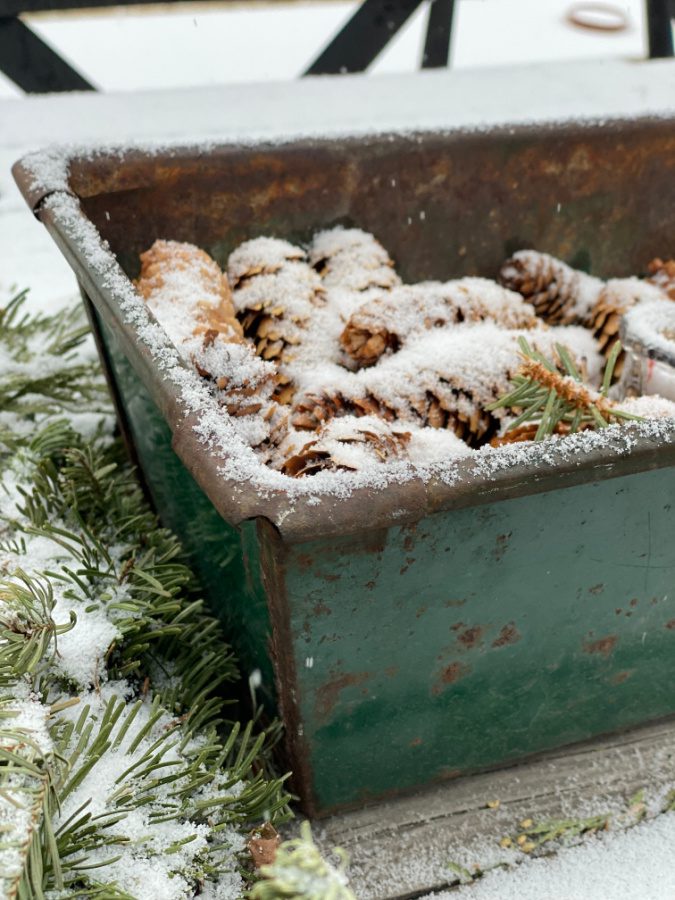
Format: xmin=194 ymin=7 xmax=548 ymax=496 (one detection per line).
xmin=0 ymin=0 xmax=672 ymax=93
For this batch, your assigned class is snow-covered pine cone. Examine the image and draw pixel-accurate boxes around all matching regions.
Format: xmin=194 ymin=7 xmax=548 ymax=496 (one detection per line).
xmin=228 ymin=237 xmax=326 ymax=404
xmin=291 ymin=389 xmax=395 ymax=432
xmin=589 ymin=278 xmax=668 ymax=380
xmin=499 ymin=250 xmax=604 ymax=326
xmin=281 ymin=415 xmax=411 ymax=477
xmin=647 ymin=258 xmax=675 ymax=301
xmin=340 ymin=278 xmax=539 ymax=367
xmin=137 ymin=239 xmax=244 ymax=344
xmin=294 ymin=323 xmax=601 ymax=448
xmin=137 ymin=239 xmax=277 ymax=422
xmin=308 ymin=227 xmax=401 ymax=292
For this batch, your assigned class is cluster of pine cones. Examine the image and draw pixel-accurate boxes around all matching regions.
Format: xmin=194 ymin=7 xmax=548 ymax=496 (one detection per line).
xmin=136 ymin=231 xmax=675 ymax=478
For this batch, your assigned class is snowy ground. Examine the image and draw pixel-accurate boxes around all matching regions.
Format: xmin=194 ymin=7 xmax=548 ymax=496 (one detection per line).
xmin=440 ymin=813 xmax=675 ymax=900
xmin=2 ymin=4 xmax=675 ymax=898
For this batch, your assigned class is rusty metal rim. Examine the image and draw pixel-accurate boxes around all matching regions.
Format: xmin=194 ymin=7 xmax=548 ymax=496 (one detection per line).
xmin=12 ymin=116 xmax=675 ymax=543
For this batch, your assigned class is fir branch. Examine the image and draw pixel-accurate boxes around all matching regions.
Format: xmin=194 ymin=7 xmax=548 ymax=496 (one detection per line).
xmin=487 ymin=337 xmax=643 ymax=441
xmin=1 ymin=295 xmax=291 ymax=898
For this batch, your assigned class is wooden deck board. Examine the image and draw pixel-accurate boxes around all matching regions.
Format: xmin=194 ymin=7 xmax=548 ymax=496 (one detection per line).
xmin=314 ymin=719 xmax=675 ymax=899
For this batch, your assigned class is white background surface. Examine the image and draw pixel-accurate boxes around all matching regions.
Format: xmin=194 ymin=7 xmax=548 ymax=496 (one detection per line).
xmin=0 ymin=0 xmax=650 ymax=98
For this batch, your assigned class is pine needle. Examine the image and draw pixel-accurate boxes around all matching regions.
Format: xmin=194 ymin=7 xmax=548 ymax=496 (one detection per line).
xmin=487 ymin=338 xmax=643 ymax=440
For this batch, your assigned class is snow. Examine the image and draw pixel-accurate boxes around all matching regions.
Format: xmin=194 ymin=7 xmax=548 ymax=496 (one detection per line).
xmin=427 ymin=812 xmax=675 ymax=900
xmin=51 ymin=588 xmax=121 ymax=687
xmin=31 ymin=188 xmax=675 ymax=508
xmin=0 ymin=686 xmax=53 ymax=893
xmin=51 ymin=686 xmax=245 ymax=900
xmin=2 ymin=33 xmax=675 ymax=898
xmin=623 ymin=299 xmax=675 ymax=362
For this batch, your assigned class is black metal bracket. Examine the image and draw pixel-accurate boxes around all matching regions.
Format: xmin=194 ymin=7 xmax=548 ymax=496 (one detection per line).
xmin=647 ymin=0 xmax=674 ymax=57
xmin=305 ymin=0 xmax=425 ymax=75
xmin=0 ymin=15 xmax=93 ymax=91
xmin=0 ymin=0 xmax=673 ymax=94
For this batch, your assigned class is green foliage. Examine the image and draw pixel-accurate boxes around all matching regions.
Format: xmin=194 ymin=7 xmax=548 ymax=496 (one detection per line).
xmin=0 ymin=291 xmax=291 ymax=899
xmin=510 ymin=813 xmax=610 ymax=854
xmin=248 ymin=822 xmax=356 ymax=900
xmin=487 ymin=337 xmax=642 ymax=440
xmin=0 ymin=289 xmax=106 ymax=423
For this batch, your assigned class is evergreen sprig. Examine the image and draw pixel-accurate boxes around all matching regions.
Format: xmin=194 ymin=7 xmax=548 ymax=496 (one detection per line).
xmin=249 ymin=822 xmax=356 ymax=900
xmin=487 ymin=337 xmax=643 ymax=440
xmin=0 ymin=291 xmax=293 ymax=899
xmin=0 ymin=289 xmax=106 ymax=421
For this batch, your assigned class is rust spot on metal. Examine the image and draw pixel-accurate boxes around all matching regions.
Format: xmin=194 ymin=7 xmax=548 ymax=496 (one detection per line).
xmin=629 ymin=597 xmax=639 ymax=608
xmin=665 ymin=619 xmax=675 ymax=630
xmin=312 ymin=601 xmax=331 ymax=617
xmin=315 ymin=672 xmax=371 ymax=719
xmin=432 ymin=661 xmax=471 ymax=694
xmin=588 ymin=584 xmax=604 ymax=595
xmin=384 ymin=665 xmax=399 ymax=678
xmin=323 ymin=573 xmax=341 ymax=583
xmin=492 ymin=622 xmax=521 ymax=648
xmin=416 ymin=605 xmax=428 ymax=618
xmin=365 ymin=580 xmax=376 ymax=591
xmin=583 ymin=635 xmax=618 ymax=657
xmin=445 ymin=598 xmax=466 ymax=608
xmin=403 ymin=534 xmax=415 ymax=552
xmin=409 ymin=737 xmax=423 ymax=747
xmin=442 ymin=661 xmax=469 ymax=683
xmin=297 ymin=553 xmax=313 ymax=571
xmin=399 ymin=556 xmax=416 ymax=575
xmin=457 ymin=625 xmax=484 ymax=648
xmin=493 ymin=532 xmax=512 ymax=561
xmin=615 ymin=608 xmax=622 ymax=615
xmin=611 ymin=669 xmax=635 ymax=684
xmin=450 ymin=621 xmax=465 ymax=632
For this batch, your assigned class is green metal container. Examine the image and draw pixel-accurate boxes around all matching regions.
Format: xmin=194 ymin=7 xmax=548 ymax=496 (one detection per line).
xmin=13 ymin=116 xmax=675 ymax=815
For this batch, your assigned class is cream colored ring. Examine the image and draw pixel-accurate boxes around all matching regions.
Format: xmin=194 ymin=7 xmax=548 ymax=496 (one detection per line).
xmin=567 ymin=2 xmax=629 ymax=32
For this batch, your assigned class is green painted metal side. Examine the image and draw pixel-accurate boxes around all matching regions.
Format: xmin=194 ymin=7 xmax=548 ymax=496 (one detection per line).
xmin=281 ymin=469 xmax=675 ymax=812
xmin=94 ymin=310 xmax=276 ymax=703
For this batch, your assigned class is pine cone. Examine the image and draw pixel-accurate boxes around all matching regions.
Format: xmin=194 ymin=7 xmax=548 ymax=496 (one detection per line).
xmin=309 ymin=227 xmax=401 ymax=292
xmin=490 ymin=423 xmax=542 ymax=446
xmin=299 ymin=324 xmax=598 ymax=447
xmin=281 ymin=416 xmax=411 ymax=477
xmin=228 ymin=238 xmax=325 ymax=403
xmin=138 ymin=239 xmax=244 ymax=346
xmin=291 ymin=389 xmax=394 ymax=432
xmin=340 ymin=278 xmax=538 ymax=367
xmin=490 ymin=421 xmax=591 ymax=447
xmin=589 ymin=278 xmax=667 ymax=380
xmin=647 ymin=258 xmax=675 ymax=300
xmin=293 ymin=324 xmax=581 ymax=447
xmin=499 ymin=250 xmax=603 ymax=326
xmin=137 ymin=240 xmax=277 ymax=425
xmin=228 ymin=237 xmax=305 ymax=288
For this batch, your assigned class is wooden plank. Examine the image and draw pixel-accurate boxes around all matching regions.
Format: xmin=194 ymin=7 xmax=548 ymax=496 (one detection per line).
xmin=314 ymin=719 xmax=675 ymax=899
